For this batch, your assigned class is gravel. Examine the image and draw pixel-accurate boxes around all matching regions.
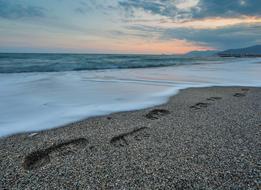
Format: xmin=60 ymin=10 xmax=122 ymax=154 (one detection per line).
xmin=0 ymin=86 xmax=260 ymax=189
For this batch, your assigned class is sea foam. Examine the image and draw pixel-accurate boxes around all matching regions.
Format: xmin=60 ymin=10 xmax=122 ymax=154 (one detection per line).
xmin=0 ymin=57 xmax=260 ymax=137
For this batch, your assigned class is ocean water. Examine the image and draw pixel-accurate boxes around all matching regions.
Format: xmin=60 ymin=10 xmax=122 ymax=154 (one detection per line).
xmin=0 ymin=54 xmax=261 ymax=137
xmin=0 ymin=53 xmax=226 ymax=73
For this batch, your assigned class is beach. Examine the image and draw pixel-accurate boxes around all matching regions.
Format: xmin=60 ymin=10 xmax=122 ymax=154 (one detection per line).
xmin=1 ymin=0 xmax=261 ymax=189
xmin=1 ymin=86 xmax=260 ymax=189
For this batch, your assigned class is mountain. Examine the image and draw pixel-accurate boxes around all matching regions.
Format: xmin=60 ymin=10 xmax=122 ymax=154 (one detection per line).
xmin=184 ymin=50 xmax=219 ymax=57
xmin=218 ymin=45 xmax=261 ymax=57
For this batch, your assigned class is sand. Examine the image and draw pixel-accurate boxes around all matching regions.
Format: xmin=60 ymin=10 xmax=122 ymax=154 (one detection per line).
xmin=0 ymin=86 xmax=260 ymax=189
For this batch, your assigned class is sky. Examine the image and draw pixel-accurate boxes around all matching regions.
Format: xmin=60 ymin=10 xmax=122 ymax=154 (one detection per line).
xmin=0 ymin=0 xmax=260 ymax=54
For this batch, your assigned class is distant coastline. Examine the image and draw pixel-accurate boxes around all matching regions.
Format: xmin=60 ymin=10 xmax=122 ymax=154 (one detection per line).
xmin=184 ymin=45 xmax=261 ymax=58
xmin=218 ymin=54 xmax=261 ymax=58
xmin=218 ymin=45 xmax=261 ymax=58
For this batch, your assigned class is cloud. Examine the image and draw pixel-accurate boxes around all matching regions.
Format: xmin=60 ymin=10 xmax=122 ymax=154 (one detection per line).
xmin=119 ymin=0 xmax=190 ymax=20
xmin=74 ymin=1 xmax=94 ymax=14
xmin=122 ymin=16 xmax=261 ymax=30
xmin=75 ymin=0 xmax=117 ymax=15
xmin=118 ymin=0 xmax=261 ymax=50
xmin=162 ymin=23 xmax=261 ymax=49
xmin=0 ymin=0 xmax=46 ymax=19
xmin=119 ymin=0 xmax=261 ymax=20
xmin=192 ymin=0 xmax=261 ymax=18
xmin=123 ymin=22 xmax=261 ymax=50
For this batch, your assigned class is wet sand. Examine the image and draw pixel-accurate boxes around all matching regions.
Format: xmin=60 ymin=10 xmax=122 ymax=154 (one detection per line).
xmin=1 ymin=86 xmax=260 ymax=189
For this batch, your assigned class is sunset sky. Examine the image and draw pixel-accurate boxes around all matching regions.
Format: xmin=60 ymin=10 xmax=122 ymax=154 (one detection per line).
xmin=0 ymin=0 xmax=260 ymax=54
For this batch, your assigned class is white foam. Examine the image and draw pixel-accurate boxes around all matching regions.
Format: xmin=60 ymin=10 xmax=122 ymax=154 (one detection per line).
xmin=0 ymin=58 xmax=261 ymax=137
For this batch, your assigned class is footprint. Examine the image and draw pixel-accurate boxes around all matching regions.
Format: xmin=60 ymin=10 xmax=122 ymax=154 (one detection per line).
xmin=110 ymin=127 xmax=149 ymax=147
xmin=233 ymin=89 xmax=250 ymax=98
xmin=190 ymin=102 xmax=210 ymax=110
xmin=206 ymin=97 xmax=222 ymax=101
xmin=241 ymin=88 xmax=250 ymax=92
xmin=134 ymin=132 xmax=150 ymax=141
xmin=233 ymin=93 xmax=246 ymax=97
xmin=23 ymin=138 xmax=88 ymax=170
xmin=145 ymin=109 xmax=170 ymax=120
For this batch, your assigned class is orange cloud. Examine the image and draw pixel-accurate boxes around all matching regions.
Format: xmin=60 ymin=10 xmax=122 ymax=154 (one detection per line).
xmin=65 ymin=38 xmax=213 ymax=54
xmin=108 ymin=39 xmax=212 ymax=54
xmin=177 ymin=16 xmax=261 ymax=29
xmin=1 ymin=32 xmax=213 ymax=54
xmin=129 ymin=16 xmax=261 ymax=30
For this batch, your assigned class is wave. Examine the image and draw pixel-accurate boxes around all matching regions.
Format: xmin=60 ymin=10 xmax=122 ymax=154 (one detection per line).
xmin=0 ymin=53 xmax=227 ymax=73
xmin=1 ymin=57 xmax=261 ymax=137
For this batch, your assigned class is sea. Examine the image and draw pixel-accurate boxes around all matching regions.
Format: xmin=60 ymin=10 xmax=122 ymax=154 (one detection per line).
xmin=0 ymin=53 xmax=261 ymax=137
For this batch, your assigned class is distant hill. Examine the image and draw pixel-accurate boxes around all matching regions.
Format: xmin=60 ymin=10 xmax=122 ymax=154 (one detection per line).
xmin=218 ymin=45 xmax=261 ymax=57
xmin=184 ymin=50 xmax=219 ymax=57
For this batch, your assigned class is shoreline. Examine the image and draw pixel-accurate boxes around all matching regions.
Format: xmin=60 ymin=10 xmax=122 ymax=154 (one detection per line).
xmin=1 ymin=84 xmax=257 ymax=139
xmin=1 ymin=56 xmax=261 ymax=138
xmin=1 ymin=86 xmax=260 ymax=189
